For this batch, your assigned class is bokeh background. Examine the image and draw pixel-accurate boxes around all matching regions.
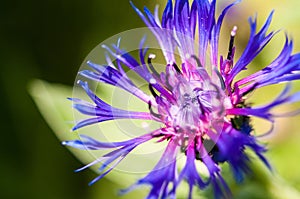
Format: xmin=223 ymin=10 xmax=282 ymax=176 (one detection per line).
xmin=1 ymin=0 xmax=300 ymax=199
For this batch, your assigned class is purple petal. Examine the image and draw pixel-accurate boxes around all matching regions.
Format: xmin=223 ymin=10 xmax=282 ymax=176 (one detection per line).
xmin=227 ymin=84 xmax=300 ymax=120
xmin=121 ymin=139 xmax=178 ymax=198
xmin=198 ymin=142 xmax=232 ymax=199
xmin=64 ymin=133 xmax=153 ymax=185
xmin=227 ymin=11 xmax=276 ymax=84
xmin=211 ymin=0 xmax=240 ymax=66
xmin=63 ymin=134 xmax=153 ymax=150
xmin=177 ymin=142 xmax=207 ymax=199
xmin=196 ymin=0 xmax=215 ymax=66
xmin=71 ymin=81 xmax=153 ymax=130
xmin=162 ymin=0 xmax=173 ymax=29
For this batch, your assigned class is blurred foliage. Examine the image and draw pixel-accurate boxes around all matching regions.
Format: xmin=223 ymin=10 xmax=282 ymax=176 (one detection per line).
xmin=1 ymin=0 xmax=300 ymax=199
xmin=28 ymin=79 xmax=148 ymax=199
xmin=0 ymin=1 xmax=152 ymax=199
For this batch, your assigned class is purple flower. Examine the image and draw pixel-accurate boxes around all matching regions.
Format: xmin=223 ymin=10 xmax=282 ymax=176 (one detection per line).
xmin=63 ymin=0 xmax=300 ymax=198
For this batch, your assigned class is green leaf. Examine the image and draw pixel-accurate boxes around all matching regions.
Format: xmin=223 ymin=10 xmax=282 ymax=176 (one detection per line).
xmin=28 ymin=79 xmax=149 ymax=198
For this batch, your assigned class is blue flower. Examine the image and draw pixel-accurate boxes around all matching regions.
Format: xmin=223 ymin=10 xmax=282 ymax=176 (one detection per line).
xmin=63 ymin=0 xmax=300 ymax=198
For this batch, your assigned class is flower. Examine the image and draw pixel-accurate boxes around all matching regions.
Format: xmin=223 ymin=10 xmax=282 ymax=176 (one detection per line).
xmin=63 ymin=0 xmax=300 ymax=198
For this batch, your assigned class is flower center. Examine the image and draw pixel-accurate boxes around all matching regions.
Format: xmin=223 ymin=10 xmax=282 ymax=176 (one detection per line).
xmin=173 ymin=81 xmax=225 ymax=133
xmin=152 ymin=67 xmax=227 ymax=137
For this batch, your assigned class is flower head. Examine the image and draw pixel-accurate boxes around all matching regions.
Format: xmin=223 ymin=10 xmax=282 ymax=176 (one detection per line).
xmin=63 ymin=0 xmax=300 ymax=198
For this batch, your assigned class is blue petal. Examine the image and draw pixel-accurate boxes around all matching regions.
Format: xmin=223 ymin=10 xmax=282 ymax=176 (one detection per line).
xmin=64 ymin=133 xmax=153 ymax=185
xmin=121 ymin=140 xmax=178 ymax=198
xmin=162 ymin=0 xmax=173 ymax=29
xmin=130 ymin=1 xmax=152 ymax=28
xmin=63 ymin=134 xmax=144 ymax=150
xmin=71 ymin=81 xmax=152 ymax=130
xmin=228 ymin=11 xmax=276 ymax=84
xmin=178 ymin=143 xmax=207 ymax=199
xmin=196 ymin=0 xmax=215 ymax=65
xmin=143 ymin=6 xmax=161 ymax=28
xmin=72 ymin=117 xmax=108 ymax=131
xmin=211 ymin=0 xmax=240 ymax=66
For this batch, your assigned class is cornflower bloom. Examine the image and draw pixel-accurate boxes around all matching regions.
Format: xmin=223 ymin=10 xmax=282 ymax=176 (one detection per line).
xmin=63 ymin=0 xmax=300 ymax=198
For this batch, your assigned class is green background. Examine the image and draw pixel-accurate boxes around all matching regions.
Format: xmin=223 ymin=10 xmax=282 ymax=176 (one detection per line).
xmin=1 ymin=0 xmax=300 ymax=199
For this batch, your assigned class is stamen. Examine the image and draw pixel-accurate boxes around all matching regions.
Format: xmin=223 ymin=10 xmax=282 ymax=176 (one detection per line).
xmin=171 ymin=62 xmax=182 ymax=74
xmin=165 ymin=73 xmax=172 ymax=90
xmin=190 ymin=55 xmax=203 ymax=68
xmin=148 ymin=83 xmax=158 ymax=98
xmin=214 ymin=68 xmax=226 ymax=90
xmin=148 ymin=101 xmax=162 ymax=119
xmin=147 ymin=54 xmax=160 ymax=77
xmin=227 ymin=26 xmax=237 ymax=60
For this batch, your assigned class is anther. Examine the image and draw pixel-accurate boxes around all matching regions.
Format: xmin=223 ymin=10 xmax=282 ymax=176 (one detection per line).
xmin=147 ymin=54 xmax=160 ymax=77
xmin=227 ymin=26 xmax=237 ymax=60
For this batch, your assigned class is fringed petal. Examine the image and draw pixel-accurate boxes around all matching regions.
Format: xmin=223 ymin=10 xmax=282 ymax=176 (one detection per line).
xmin=70 ymin=81 xmax=152 ymax=130
xmin=199 ymin=142 xmax=232 ymax=199
xmin=196 ymin=0 xmax=215 ymax=66
xmin=177 ymin=142 xmax=207 ymax=199
xmin=64 ymin=133 xmax=153 ymax=185
xmin=121 ymin=139 xmax=178 ymax=199
xmin=227 ymin=84 xmax=300 ymax=120
xmin=227 ymin=11 xmax=276 ymax=84
xmin=211 ymin=0 xmax=240 ymax=67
